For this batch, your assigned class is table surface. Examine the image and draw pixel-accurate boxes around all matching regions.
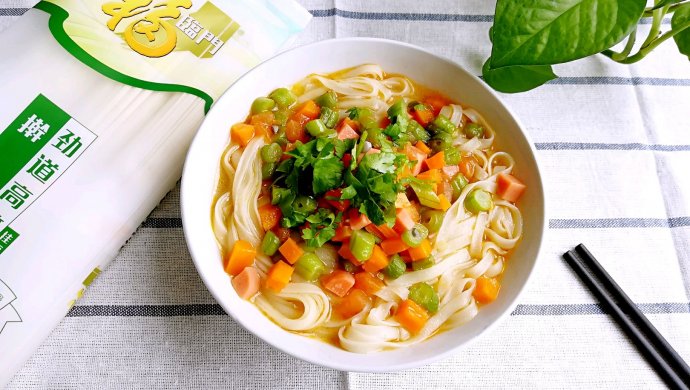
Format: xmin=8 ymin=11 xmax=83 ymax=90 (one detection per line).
xmin=3 ymin=0 xmax=690 ymax=388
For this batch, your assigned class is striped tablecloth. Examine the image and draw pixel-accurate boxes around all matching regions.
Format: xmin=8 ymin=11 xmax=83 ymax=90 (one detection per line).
xmin=3 ymin=0 xmax=690 ymax=388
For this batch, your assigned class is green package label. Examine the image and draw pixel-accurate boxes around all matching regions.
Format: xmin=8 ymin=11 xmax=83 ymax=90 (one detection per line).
xmin=0 ymin=95 xmax=97 ymax=256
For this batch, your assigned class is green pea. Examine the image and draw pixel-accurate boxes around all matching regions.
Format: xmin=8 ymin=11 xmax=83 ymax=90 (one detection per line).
xmin=315 ymin=90 xmax=338 ymax=109
xmin=408 ymin=282 xmax=439 ymax=313
xmin=260 ymin=143 xmax=282 ymax=163
xmin=443 ymin=147 xmax=461 ymax=165
xmin=269 ymin=88 xmax=296 ymax=108
xmin=450 ymin=174 xmax=469 ymax=201
xmin=261 ymin=162 xmax=276 ymax=180
xmin=401 ymin=223 xmax=429 ymax=248
xmin=294 ymin=195 xmax=317 ymax=214
xmin=350 ymin=230 xmax=376 ymax=262
xmin=261 ymin=231 xmax=281 ymax=256
xmin=412 ymin=256 xmax=435 ymax=271
xmin=251 ymin=97 xmax=275 ymax=114
xmin=320 ymin=107 xmax=339 ymax=128
xmin=421 ymin=210 xmax=444 ymax=234
xmin=383 ymin=254 xmax=406 ymax=279
xmin=295 ymin=252 xmax=326 ymax=281
xmin=465 ymin=189 xmax=493 ymax=214
xmin=464 ymin=123 xmax=484 ymax=139
xmin=305 ymin=119 xmax=329 ymax=138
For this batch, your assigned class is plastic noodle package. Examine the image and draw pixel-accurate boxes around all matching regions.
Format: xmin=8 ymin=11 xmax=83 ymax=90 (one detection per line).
xmin=0 ymin=0 xmax=311 ymax=385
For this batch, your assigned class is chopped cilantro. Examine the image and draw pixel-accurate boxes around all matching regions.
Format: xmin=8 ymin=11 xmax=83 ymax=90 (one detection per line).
xmin=301 ymin=209 xmax=342 ymax=247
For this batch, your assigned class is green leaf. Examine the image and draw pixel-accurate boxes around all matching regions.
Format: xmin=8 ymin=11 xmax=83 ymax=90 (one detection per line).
xmin=482 ymin=57 xmax=557 ymax=93
xmin=672 ymin=3 xmax=690 ymax=60
xmin=313 ymin=156 xmax=344 ymax=194
xmin=491 ymin=0 xmax=646 ymax=67
xmin=651 ymin=0 xmax=683 ymax=11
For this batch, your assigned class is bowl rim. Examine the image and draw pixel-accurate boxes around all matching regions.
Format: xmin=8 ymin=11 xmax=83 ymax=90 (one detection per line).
xmin=181 ymin=36 xmax=548 ymax=373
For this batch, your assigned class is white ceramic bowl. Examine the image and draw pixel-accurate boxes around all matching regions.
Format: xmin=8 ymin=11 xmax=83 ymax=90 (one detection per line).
xmin=181 ymin=38 xmax=546 ymax=372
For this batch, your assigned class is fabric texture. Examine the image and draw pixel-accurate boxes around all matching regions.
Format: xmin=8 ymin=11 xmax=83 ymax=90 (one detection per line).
xmin=3 ymin=0 xmax=690 ymax=388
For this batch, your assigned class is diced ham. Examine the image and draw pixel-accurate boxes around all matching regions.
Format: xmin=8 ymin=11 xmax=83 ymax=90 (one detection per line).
xmin=496 ymin=173 xmax=526 ymax=202
xmin=337 ymin=123 xmax=359 ymax=140
xmin=232 ymin=267 xmax=260 ymax=300
xmin=442 ymin=165 xmax=460 ymax=179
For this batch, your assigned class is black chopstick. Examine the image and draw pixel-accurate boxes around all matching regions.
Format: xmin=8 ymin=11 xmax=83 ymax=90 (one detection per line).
xmin=574 ymin=244 xmax=690 ymax=385
xmin=563 ymin=248 xmax=690 ymax=390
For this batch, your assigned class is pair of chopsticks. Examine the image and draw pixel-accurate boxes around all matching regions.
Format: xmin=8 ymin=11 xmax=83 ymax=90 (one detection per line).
xmin=563 ymin=244 xmax=690 ymax=390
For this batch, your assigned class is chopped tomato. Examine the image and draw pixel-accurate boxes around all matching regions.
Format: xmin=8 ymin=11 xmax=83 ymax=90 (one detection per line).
xmin=332 ymin=224 xmax=353 ymax=242
xmin=349 ymin=209 xmax=371 ymax=230
xmin=325 ymin=189 xmax=350 ymax=212
xmin=424 ymin=94 xmax=451 ymax=116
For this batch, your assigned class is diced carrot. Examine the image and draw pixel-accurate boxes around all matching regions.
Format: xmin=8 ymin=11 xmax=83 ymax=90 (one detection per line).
xmin=411 ymin=104 xmax=435 ymax=127
xmin=376 ymin=224 xmax=398 ymax=239
xmin=408 ymin=238 xmax=432 ymax=261
xmin=338 ymin=242 xmax=357 ymax=262
xmin=496 ymin=173 xmax=526 ymax=203
xmin=404 ymin=143 xmax=427 ymax=176
xmin=395 ymin=299 xmax=429 ymax=333
xmin=232 ymin=267 xmax=260 ymax=300
xmin=437 ymin=194 xmax=451 ymax=211
xmin=292 ymin=112 xmax=311 ymax=127
xmin=417 ymin=169 xmax=442 ymax=183
xmin=442 ymin=165 xmax=460 ymax=179
xmin=332 ymin=224 xmax=353 ymax=242
xmin=381 ymin=237 xmax=410 ymax=255
xmin=335 ymin=288 xmax=370 ymax=318
xmin=425 ymin=152 xmax=446 ymax=170
xmin=424 ymin=94 xmax=451 ymax=116
xmin=415 ymin=141 xmax=432 ymax=155
xmin=225 ymin=240 xmax=256 ymax=276
xmin=285 ymin=119 xmax=305 ymax=142
xmin=265 ymin=260 xmax=294 ymax=292
xmin=473 ymin=276 xmax=501 ymax=304
xmin=272 ymin=227 xmax=291 ymax=243
xmin=394 ymin=208 xmax=416 ymax=233
xmin=365 ymin=224 xmax=384 ymax=240
xmin=353 ymin=272 xmax=385 ymax=295
xmin=459 ymin=156 xmax=477 ymax=179
xmin=294 ymin=100 xmax=321 ymax=120
xmin=362 ymin=245 xmax=389 ymax=273
xmin=258 ymin=204 xmax=282 ymax=231
xmin=249 ymin=111 xmax=274 ymax=139
xmin=349 ymin=209 xmax=371 ymax=230
xmin=325 ymin=189 xmax=350 ymax=212
xmin=321 ymin=270 xmax=355 ymax=297
xmin=279 ymin=238 xmax=304 ymax=265
xmin=379 ymin=116 xmax=391 ymax=128
xmin=337 ymin=123 xmax=359 ymax=140
xmin=437 ymin=180 xmax=453 ymax=201
xmin=231 ymin=123 xmax=255 ymax=147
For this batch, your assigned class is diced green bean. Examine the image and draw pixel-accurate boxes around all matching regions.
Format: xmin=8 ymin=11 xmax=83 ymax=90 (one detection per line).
xmin=401 ymin=223 xmax=429 ymax=248
xmin=429 ymin=132 xmax=453 ymax=152
xmin=443 ymin=147 xmax=461 ymax=165
xmin=320 ymin=107 xmax=339 ymax=128
xmin=342 ymin=259 xmax=357 ymax=273
xmin=306 ymin=119 xmax=329 ymax=138
xmin=269 ymin=88 xmax=296 ymax=108
xmin=464 ymin=123 xmax=484 ymax=139
xmin=409 ymin=120 xmax=430 ymax=143
xmin=411 ymin=256 xmax=435 ymax=271
xmin=274 ymin=109 xmax=289 ymax=127
xmin=251 ymin=97 xmax=275 ymax=114
xmin=383 ymin=254 xmax=406 ymax=279
xmin=273 ymin=130 xmax=288 ymax=146
xmin=315 ymin=90 xmax=338 ymax=109
xmin=366 ymin=127 xmax=384 ymax=148
xmin=350 ymin=230 xmax=376 ymax=262
xmin=261 ymin=162 xmax=276 ymax=179
xmin=387 ymin=99 xmax=407 ymax=118
xmin=465 ymin=189 xmax=493 ymax=214
xmin=260 ymin=143 xmax=282 ymax=163
xmin=450 ymin=174 xmax=469 ymax=201
xmin=271 ymin=186 xmax=290 ymax=205
xmin=294 ymin=195 xmax=317 ymax=214
xmin=408 ymin=282 xmax=439 ymax=313
xmin=430 ymin=114 xmax=458 ymax=135
xmin=412 ymin=182 xmax=441 ymax=209
xmin=295 ymin=252 xmax=327 ymax=281
xmin=261 ymin=231 xmax=281 ymax=256
xmin=421 ymin=210 xmax=444 ymax=234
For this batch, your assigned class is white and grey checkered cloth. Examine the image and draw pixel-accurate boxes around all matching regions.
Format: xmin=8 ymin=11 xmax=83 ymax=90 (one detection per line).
xmin=3 ymin=0 xmax=690 ymax=388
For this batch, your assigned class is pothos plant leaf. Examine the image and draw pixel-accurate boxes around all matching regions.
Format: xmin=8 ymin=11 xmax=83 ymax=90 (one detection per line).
xmin=482 ymin=58 xmax=557 ymax=93
xmin=490 ymin=0 xmax=647 ymax=68
xmin=672 ymin=3 xmax=690 ymax=59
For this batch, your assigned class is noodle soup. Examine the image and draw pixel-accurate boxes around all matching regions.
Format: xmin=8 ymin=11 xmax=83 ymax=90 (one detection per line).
xmin=212 ymin=65 xmax=525 ymax=353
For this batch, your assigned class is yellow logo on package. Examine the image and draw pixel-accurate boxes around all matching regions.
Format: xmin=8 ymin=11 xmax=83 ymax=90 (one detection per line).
xmin=101 ymin=0 xmax=239 ymax=58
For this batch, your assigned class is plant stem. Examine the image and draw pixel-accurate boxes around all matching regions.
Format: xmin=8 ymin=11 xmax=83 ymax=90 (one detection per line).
xmin=610 ymin=30 xmax=638 ymax=61
xmin=602 ymin=20 xmax=690 ymax=64
xmin=642 ymin=5 xmax=668 ymax=48
xmin=644 ymin=1 xmax=689 ymax=17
